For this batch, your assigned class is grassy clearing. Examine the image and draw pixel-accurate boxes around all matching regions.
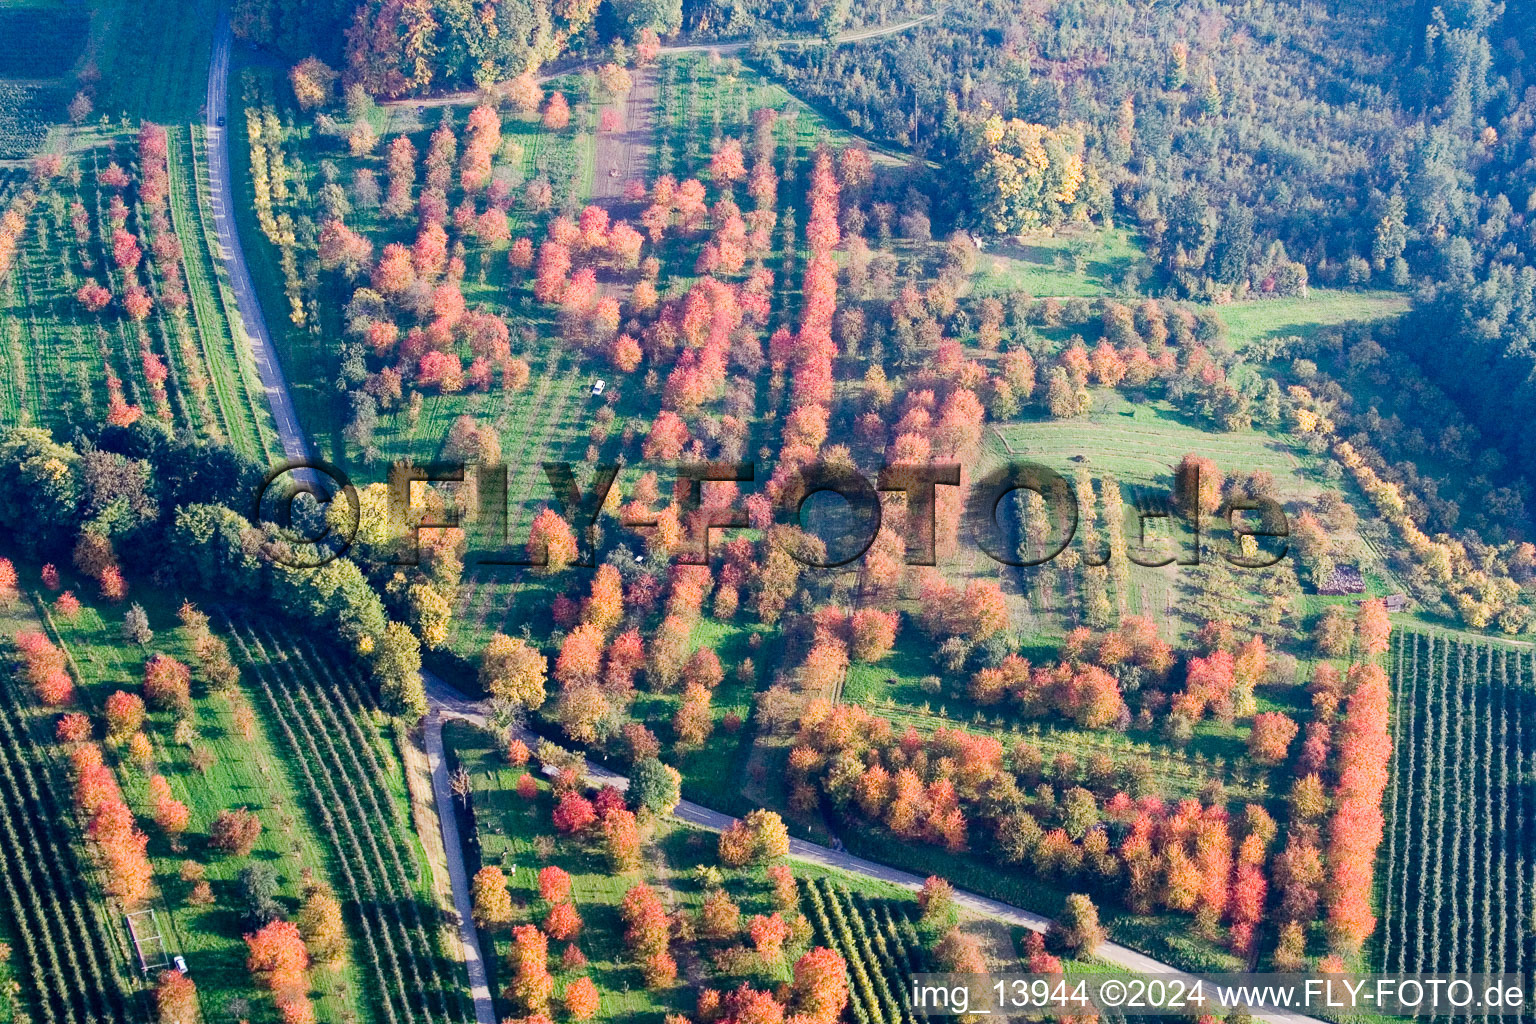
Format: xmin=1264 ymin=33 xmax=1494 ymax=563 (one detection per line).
xmin=969 ymin=228 xmax=1152 ymax=298
xmin=1216 ymin=288 xmax=1410 ymax=349
xmin=0 ymin=6 xmax=86 ymax=78
xmin=989 ymin=391 xmax=1305 ymax=487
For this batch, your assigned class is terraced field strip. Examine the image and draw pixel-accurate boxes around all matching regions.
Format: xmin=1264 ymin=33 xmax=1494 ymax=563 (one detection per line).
xmin=486 ymin=347 xmax=587 ymax=639
xmin=171 ymin=125 xmax=278 ymax=461
xmin=445 ymin=344 xmax=582 ymax=651
xmin=15 ymin=245 xmax=50 ymax=425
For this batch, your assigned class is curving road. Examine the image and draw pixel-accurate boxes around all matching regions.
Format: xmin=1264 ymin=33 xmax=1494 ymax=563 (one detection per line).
xmin=205 ymin=16 xmax=1322 ymax=1024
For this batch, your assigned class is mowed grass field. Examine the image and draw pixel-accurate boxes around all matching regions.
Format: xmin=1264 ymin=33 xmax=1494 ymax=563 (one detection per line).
xmin=91 ymin=0 xmax=219 ymax=124
xmin=968 ymin=227 xmax=1153 ymax=298
xmin=1218 ymin=288 xmax=1410 ymax=348
xmin=0 ymin=578 xmax=372 ymax=1024
xmin=989 ymin=391 xmax=1305 ymax=487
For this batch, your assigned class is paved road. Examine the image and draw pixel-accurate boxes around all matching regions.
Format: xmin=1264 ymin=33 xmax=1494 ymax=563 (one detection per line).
xmin=424 ymin=713 xmax=498 ymax=1024
xmin=205 ymin=14 xmax=313 ymax=465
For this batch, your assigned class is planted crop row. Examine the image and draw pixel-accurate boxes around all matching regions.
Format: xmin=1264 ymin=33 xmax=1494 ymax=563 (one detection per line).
xmin=175 ymin=126 xmax=279 ymax=462
xmin=286 ymin=631 xmax=474 ymax=1024
xmin=228 ymin=626 xmax=421 ymax=1024
xmin=0 ymin=681 xmax=133 ymax=1024
xmin=229 ymin=622 xmax=471 ymax=1024
xmin=1381 ymin=632 xmax=1535 ymax=979
xmin=803 ymin=877 xmax=925 ymax=1024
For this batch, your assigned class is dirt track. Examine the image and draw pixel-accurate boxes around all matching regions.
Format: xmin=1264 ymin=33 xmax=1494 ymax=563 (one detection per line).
xmin=591 ymin=65 xmax=657 ymax=200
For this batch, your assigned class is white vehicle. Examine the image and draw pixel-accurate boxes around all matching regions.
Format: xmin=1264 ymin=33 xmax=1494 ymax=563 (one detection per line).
xmin=173 ymin=956 xmax=188 ymax=975
xmin=591 ymin=379 xmax=606 ymax=396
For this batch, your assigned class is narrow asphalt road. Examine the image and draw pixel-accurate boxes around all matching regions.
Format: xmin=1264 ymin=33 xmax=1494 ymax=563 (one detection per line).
xmin=424 ymin=713 xmax=498 ymax=1024
xmin=205 ymin=14 xmax=313 ymax=464
xmin=206 ymin=18 xmax=1322 ymax=1022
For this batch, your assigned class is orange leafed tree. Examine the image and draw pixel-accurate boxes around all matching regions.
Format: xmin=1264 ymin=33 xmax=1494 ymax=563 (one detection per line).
xmin=154 ymin=969 xmax=199 ymax=1024
xmin=143 ymin=653 xmax=192 ymax=717
xmin=104 ymin=690 xmax=146 ymax=738
xmin=1247 ymin=712 xmax=1299 ymax=765
xmin=507 ymin=924 xmax=554 ymax=1012
xmin=1325 ymin=663 xmax=1391 ymax=953
xmin=1355 ymin=599 xmax=1391 ymax=658
xmin=544 ymin=900 xmax=583 ymax=941
xmin=747 ymin=912 xmax=789 ymax=964
xmin=538 ymin=865 xmax=571 ymax=903
xmin=149 ymin=775 xmax=190 ymax=838
xmin=528 ymin=508 xmax=579 ymax=573
xmin=246 ymin=919 xmax=312 ymax=1023
xmin=563 ymin=976 xmax=599 ymax=1020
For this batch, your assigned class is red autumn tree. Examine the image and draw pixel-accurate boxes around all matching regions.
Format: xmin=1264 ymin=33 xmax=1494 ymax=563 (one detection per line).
xmin=528 ymin=508 xmax=579 ymax=573
xmin=14 ymin=631 xmax=74 ymax=706
xmin=89 ymin=798 xmax=153 ymax=906
xmin=543 ymin=92 xmax=571 ymax=130
xmin=1325 ymin=664 xmax=1391 ymax=953
xmin=747 ymin=912 xmax=790 ymax=964
xmin=539 ymin=866 xmax=571 ymax=903
xmin=154 ymin=968 xmax=199 ymax=1024
xmin=209 ymin=807 xmax=262 ymax=856
xmin=552 ymin=792 xmax=597 ymax=834
xmin=104 ymin=690 xmax=146 ymax=738
xmin=56 ymin=712 xmax=91 ymax=743
xmin=77 ymin=282 xmax=112 ymax=312
xmin=149 ymin=774 xmax=190 ymax=838
xmin=849 ymin=608 xmax=899 ymax=662
xmin=245 ymin=919 xmax=311 ymax=1022
xmin=791 ymin=946 xmax=849 ymax=1024
xmin=544 ymin=900 xmax=583 ymax=941
xmin=1355 ymin=599 xmax=1391 ymax=658
xmin=143 ymin=653 xmax=193 ymax=717
xmin=710 ymin=139 xmax=748 ymax=184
